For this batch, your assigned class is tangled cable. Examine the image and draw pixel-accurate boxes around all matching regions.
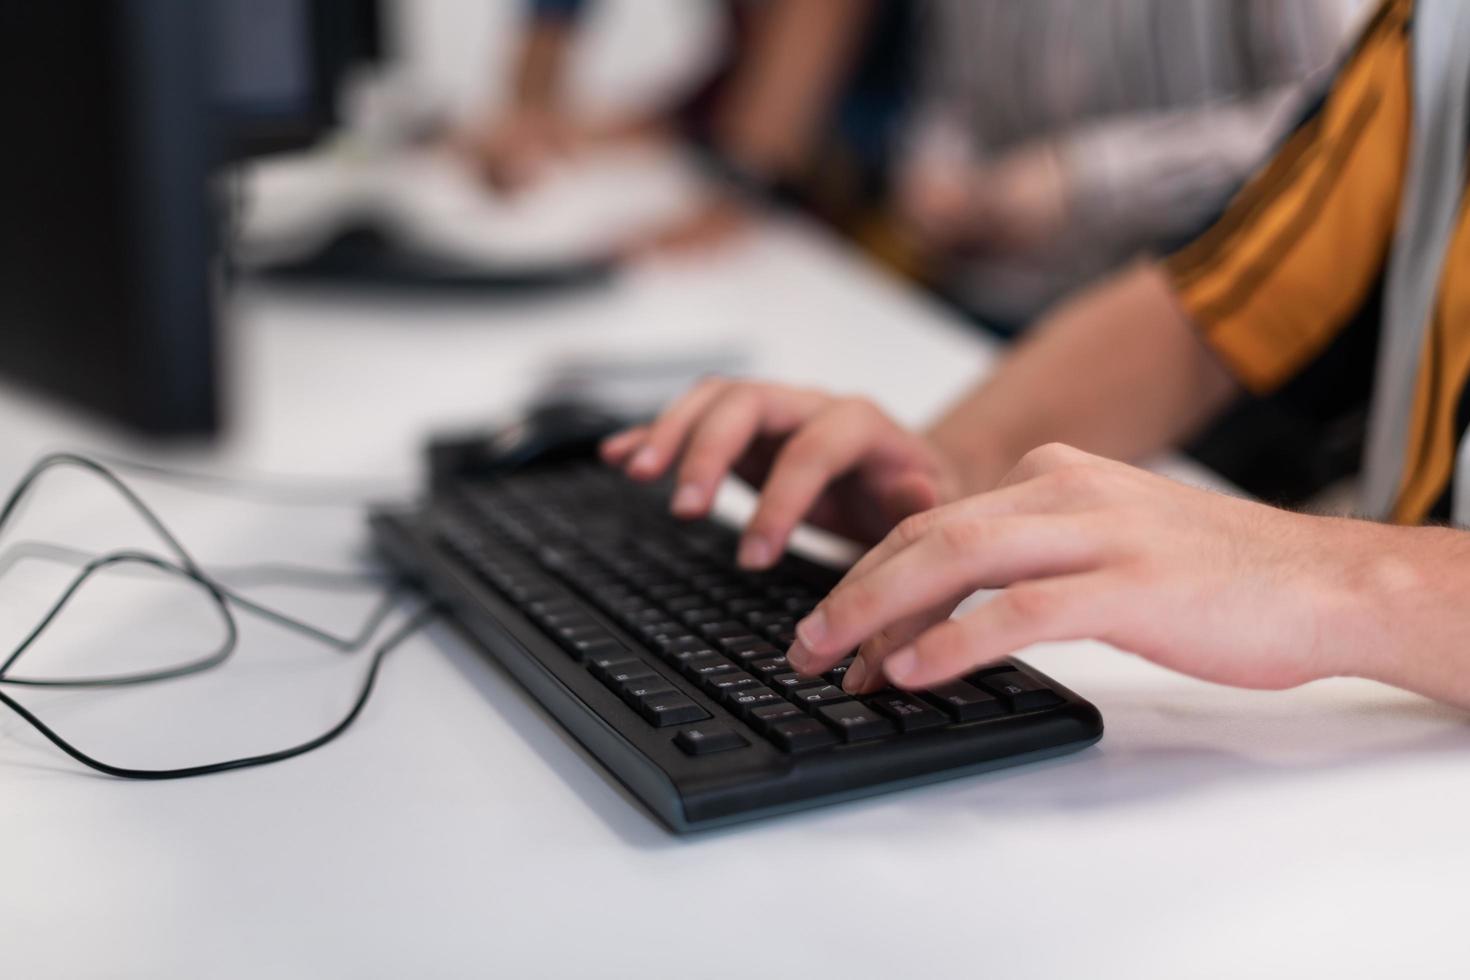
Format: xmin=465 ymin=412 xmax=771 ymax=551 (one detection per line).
xmin=0 ymin=452 xmax=437 ymax=779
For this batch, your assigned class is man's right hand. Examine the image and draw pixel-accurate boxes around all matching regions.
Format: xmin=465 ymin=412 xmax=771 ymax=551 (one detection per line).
xmin=600 ymin=379 xmax=964 ymax=570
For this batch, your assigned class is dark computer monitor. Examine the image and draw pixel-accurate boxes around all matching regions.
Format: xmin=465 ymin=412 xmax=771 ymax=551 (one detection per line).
xmin=0 ymin=0 xmax=383 ymax=437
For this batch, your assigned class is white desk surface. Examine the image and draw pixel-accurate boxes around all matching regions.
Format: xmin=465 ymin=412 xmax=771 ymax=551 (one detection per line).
xmin=2 ymin=211 xmax=1467 ymax=980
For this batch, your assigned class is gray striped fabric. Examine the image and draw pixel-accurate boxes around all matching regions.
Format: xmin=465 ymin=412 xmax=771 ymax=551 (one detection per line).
xmin=911 ymin=0 xmax=1362 ymax=322
xmin=1362 ymin=0 xmax=1470 ymax=521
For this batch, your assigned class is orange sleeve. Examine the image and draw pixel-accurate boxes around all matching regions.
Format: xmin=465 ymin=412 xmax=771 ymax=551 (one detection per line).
xmin=1160 ymin=0 xmax=1411 ymax=394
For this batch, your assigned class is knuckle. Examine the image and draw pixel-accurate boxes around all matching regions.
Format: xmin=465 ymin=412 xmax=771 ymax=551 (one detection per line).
xmin=934 ymin=517 xmax=984 ymax=557
xmin=1022 ymin=442 xmax=1079 ymax=471
xmin=999 ymin=583 xmax=1060 ymax=625
xmin=893 ymin=511 xmax=935 ymax=546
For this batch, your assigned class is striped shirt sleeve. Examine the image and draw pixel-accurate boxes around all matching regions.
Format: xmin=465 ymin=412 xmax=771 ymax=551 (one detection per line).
xmin=1160 ymin=0 xmax=1411 ymax=394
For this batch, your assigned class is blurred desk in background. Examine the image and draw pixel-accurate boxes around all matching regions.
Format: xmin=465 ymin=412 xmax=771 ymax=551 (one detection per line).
xmin=1 ymin=181 xmax=1465 ymax=979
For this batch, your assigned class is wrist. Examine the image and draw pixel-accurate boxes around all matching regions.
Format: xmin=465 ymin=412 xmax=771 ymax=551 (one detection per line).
xmin=1332 ymin=524 xmax=1470 ymax=704
xmin=924 ymin=425 xmax=1014 ymax=496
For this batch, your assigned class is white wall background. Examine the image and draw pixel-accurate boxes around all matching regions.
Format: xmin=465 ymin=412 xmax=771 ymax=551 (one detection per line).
xmin=381 ymin=0 xmax=723 ymax=125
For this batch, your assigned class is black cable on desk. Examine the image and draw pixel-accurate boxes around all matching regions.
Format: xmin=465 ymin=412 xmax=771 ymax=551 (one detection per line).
xmin=0 ymin=606 xmax=437 ymax=780
xmin=0 ymin=451 xmax=437 ymax=778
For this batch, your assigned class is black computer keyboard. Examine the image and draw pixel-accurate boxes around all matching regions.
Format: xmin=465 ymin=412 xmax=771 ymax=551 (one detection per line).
xmin=371 ymin=461 xmax=1102 ymax=831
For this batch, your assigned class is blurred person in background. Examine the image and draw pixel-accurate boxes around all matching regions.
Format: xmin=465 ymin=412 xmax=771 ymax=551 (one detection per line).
xmin=892 ymin=0 xmax=1365 ymax=508
xmin=897 ymin=0 xmax=1363 ymax=335
xmin=462 ymin=0 xmax=912 ymax=255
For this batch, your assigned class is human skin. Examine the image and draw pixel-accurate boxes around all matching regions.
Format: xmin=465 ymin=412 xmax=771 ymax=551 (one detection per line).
xmin=601 ymin=261 xmax=1470 ymax=708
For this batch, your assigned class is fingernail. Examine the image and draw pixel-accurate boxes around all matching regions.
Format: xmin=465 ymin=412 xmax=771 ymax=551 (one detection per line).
xmin=885 ymin=646 xmax=918 ymax=684
xmin=737 ymin=535 xmax=773 ymax=569
xmin=786 ymin=639 xmax=812 ymax=672
xmin=629 ymin=446 xmax=659 ymax=476
xmin=842 ymin=657 xmax=867 ymax=694
xmin=671 ymin=483 xmax=703 ymax=516
xmin=796 ymin=609 xmax=827 ymax=651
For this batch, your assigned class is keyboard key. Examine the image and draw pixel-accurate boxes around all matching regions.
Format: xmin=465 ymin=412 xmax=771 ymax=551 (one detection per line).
xmin=674 ymin=726 xmax=749 ymax=756
xmin=729 ymin=687 xmax=786 ymax=717
xmin=817 ymin=702 xmax=896 ymax=742
xmin=561 ymin=638 xmax=624 ymax=662
xmin=700 ymin=621 xmax=750 ymax=640
xmin=588 ymin=656 xmax=641 ymax=682
xmin=705 ymin=671 xmax=759 ymax=695
xmin=923 ymin=681 xmax=1005 ymax=722
xmin=977 ymin=670 xmax=1064 ymax=711
xmin=618 ymin=677 xmax=674 ymax=703
xmin=680 ymin=607 xmax=727 ymax=626
xmin=681 ymin=654 xmax=737 ymax=679
xmin=748 ymin=701 xmax=804 ymax=732
xmin=638 ymin=692 xmax=709 ymax=728
xmin=627 ymin=607 xmax=671 ymax=625
xmin=556 ymin=624 xmax=608 ymax=644
xmin=666 ymin=645 xmax=719 ymax=667
xmin=791 ymin=684 xmax=850 ymax=709
xmin=868 ymin=691 xmax=947 ymax=731
xmin=663 ymin=637 xmax=713 ymax=657
xmin=769 ymin=672 xmax=810 ymax=693
xmin=604 ymin=664 xmax=656 ymax=687
xmin=528 ymin=598 xmax=581 ymax=617
xmin=823 ymin=657 xmax=856 ymax=685
xmin=768 ymin=718 xmax=839 ymax=753
xmin=719 ymin=636 xmax=781 ymax=659
xmin=748 ymin=656 xmax=791 ymax=680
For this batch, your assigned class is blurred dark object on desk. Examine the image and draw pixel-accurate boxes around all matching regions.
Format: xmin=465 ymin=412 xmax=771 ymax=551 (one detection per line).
xmin=247 ymin=215 xmax=615 ymax=295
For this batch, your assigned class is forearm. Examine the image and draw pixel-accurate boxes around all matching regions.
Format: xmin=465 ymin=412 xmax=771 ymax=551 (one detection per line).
xmin=927 ymin=261 xmax=1240 ymax=492
xmin=510 ymin=16 xmax=575 ymax=109
xmin=714 ymin=0 xmax=876 ymax=175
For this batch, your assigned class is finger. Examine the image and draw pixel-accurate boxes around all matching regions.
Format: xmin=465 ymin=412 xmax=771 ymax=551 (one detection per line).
xmin=788 ymin=514 xmax=1103 ymax=672
xmin=843 ymin=594 xmax=966 ymax=694
xmin=737 ymin=400 xmax=890 ymax=570
xmin=625 ymin=379 xmax=732 ymax=480
xmin=832 ymin=474 xmax=1087 ymax=596
xmin=600 ymin=426 xmax=649 ymax=465
xmin=881 ymin=472 xmax=942 ymax=524
xmin=670 ymin=387 xmax=767 ymax=517
xmin=883 ymin=574 xmax=1118 ymax=689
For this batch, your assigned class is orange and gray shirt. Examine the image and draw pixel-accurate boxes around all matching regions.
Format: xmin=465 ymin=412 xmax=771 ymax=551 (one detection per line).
xmin=1163 ymin=0 xmax=1470 ymax=526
